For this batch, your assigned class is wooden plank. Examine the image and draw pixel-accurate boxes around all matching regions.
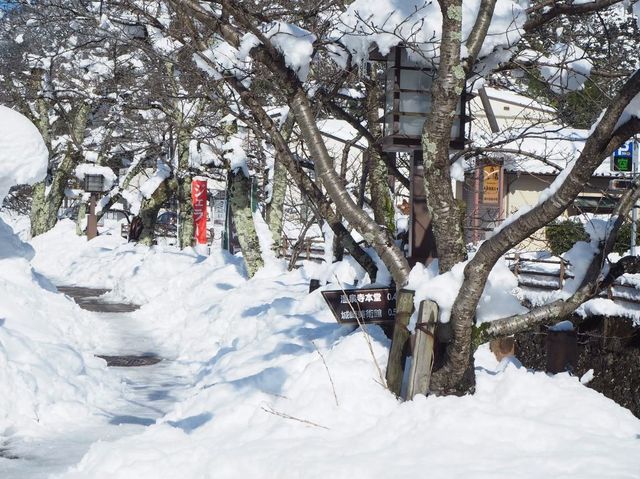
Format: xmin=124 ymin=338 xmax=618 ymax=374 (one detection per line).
xmin=505 ymin=256 xmax=570 ymax=265
xmin=517 ymin=280 xmax=561 ymax=290
xmin=385 ymin=289 xmax=415 ymax=396
xmin=406 ymin=300 xmax=437 ymax=399
xmin=515 ymin=269 xmax=574 ymax=278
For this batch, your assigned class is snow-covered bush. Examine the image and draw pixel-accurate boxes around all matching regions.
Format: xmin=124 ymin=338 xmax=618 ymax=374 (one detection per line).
xmin=545 ymin=219 xmax=589 ymax=255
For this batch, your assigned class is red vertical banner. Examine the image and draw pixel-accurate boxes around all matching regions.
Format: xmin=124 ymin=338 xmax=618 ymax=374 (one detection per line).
xmin=191 ymin=179 xmax=208 ymax=244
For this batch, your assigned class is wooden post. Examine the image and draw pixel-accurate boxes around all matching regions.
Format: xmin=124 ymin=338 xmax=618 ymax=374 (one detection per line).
xmin=386 ymin=289 xmax=415 ymax=396
xmin=513 ymin=253 xmax=520 ymax=276
xmin=406 ymin=300 xmax=437 ymax=399
xmin=87 ymin=193 xmax=98 ymax=240
xmin=559 ymin=259 xmax=566 ymax=287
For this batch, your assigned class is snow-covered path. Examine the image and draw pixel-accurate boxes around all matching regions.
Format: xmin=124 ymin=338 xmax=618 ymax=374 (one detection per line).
xmin=0 ymin=288 xmax=197 ymax=479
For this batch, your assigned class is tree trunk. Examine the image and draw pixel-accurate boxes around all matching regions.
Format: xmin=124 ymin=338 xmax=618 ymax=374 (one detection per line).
xmin=30 ymin=103 xmax=91 ymax=237
xmin=420 ymin=0 xmax=473 ymax=395
xmin=76 ymin=200 xmax=87 ymax=236
xmin=290 ymin=89 xmax=410 ymax=286
xmin=366 ymin=79 xmax=395 ymax=234
xmin=176 ymin=129 xmax=195 ymax=249
xmin=266 ymin=116 xmax=294 ymax=255
xmin=267 ymin=158 xmax=287 ymax=254
xmin=30 ymin=149 xmax=81 ymax=236
xmin=229 ymin=169 xmax=264 ymax=277
xmin=226 ymin=77 xmax=378 ymax=280
xmin=138 ymin=179 xmax=172 ymax=246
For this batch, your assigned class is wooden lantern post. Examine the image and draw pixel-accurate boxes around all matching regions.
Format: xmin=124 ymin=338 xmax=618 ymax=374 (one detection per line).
xmin=380 ymin=45 xmax=467 ymax=266
xmin=84 ymin=174 xmax=105 ymax=240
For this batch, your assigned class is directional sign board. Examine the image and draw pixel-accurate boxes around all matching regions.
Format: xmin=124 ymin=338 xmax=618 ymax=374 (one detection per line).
xmin=322 ymin=288 xmax=396 ymax=324
xmin=611 ymin=140 xmax=635 ymax=173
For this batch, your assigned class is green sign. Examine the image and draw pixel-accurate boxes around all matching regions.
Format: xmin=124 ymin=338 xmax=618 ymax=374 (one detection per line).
xmin=613 ymin=156 xmax=632 ymax=172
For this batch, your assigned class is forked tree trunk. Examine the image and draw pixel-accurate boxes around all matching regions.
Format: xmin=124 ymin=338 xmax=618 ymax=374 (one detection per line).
xmin=291 ymin=90 xmax=410 ymax=286
xmin=366 ymin=79 xmax=395 ymax=234
xmin=138 ymin=179 xmax=172 ymax=246
xmin=30 ymin=103 xmax=91 ymax=237
xmin=229 ymin=169 xmax=264 ymax=277
xmin=266 ymin=116 xmax=294 ymax=255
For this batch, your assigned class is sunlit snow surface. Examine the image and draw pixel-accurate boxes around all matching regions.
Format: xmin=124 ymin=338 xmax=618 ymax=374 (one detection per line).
xmin=1 ymin=220 xmax=634 ymax=478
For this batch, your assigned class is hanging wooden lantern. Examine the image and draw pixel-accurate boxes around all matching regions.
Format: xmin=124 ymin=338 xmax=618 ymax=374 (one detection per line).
xmin=382 ymin=46 xmax=467 ymax=152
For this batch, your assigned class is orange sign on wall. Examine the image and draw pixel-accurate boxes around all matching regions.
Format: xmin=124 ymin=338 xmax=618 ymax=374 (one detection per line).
xmin=482 ymin=165 xmax=500 ymax=204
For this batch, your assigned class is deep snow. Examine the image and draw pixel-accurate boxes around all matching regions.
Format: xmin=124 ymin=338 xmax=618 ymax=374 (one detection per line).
xmin=0 ymin=219 xmax=634 ymax=478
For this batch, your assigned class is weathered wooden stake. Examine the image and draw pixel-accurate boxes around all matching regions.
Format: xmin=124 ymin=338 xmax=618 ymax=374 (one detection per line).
xmin=87 ymin=193 xmax=98 ymax=240
xmin=406 ymin=300 xmax=437 ymax=399
xmin=386 ymin=289 xmax=415 ymax=396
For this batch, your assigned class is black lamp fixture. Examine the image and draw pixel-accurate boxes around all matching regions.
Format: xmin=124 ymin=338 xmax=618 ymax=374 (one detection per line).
xmin=84 ymin=174 xmax=106 ymax=193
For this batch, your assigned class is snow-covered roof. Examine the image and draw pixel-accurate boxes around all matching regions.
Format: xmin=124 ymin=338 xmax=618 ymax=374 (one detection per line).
xmin=473 ymin=126 xmax=630 ymax=178
xmin=480 ymin=87 xmax=556 ymax=114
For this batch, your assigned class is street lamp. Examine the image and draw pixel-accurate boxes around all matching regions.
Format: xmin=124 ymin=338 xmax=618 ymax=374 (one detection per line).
xmin=83 ymin=174 xmax=105 ymax=240
xmin=84 ymin=174 xmax=105 ymax=193
xmin=377 ymin=45 xmax=468 ymax=265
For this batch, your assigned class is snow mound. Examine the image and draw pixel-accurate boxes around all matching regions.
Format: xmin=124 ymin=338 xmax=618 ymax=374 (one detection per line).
xmin=0 ymin=108 xmax=120 ymax=435
xmin=0 ymin=257 xmax=118 ymax=434
xmin=0 ymin=221 xmax=120 ymax=435
xmin=0 ymin=105 xmax=48 ymax=203
xmin=28 ymin=225 xmax=640 ymax=478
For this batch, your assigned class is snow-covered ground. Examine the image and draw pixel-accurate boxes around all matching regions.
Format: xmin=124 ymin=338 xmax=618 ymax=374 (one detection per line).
xmin=0 ymin=219 xmax=637 ymax=478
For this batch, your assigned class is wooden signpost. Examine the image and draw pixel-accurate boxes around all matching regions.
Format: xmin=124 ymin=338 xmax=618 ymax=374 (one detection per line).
xmin=321 ymin=287 xmax=397 ymax=325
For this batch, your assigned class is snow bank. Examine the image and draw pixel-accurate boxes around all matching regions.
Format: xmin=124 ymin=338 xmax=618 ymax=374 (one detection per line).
xmin=59 ymin=329 xmax=640 ymax=479
xmin=0 ymin=108 xmax=119 ymax=435
xmin=28 ymin=221 xmax=640 ymax=478
xmin=0 ymin=256 xmax=118 ymax=434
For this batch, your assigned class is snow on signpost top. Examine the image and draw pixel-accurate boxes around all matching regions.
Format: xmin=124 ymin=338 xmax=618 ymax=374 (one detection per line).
xmin=74 ymin=163 xmax=117 ymax=190
xmin=0 ymin=105 xmax=48 ymax=203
